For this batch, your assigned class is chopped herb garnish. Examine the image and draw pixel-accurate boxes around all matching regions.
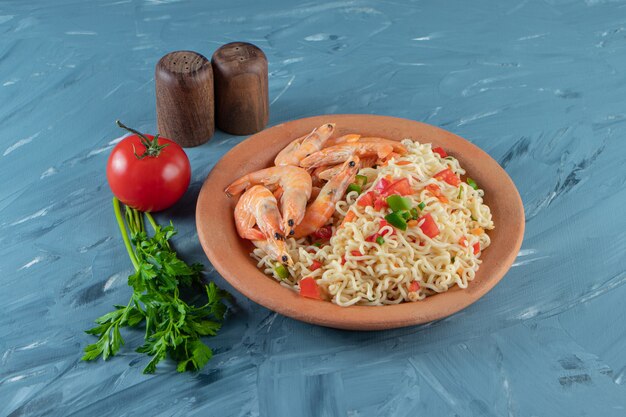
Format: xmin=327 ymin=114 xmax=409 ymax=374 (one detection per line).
xmin=467 ymin=178 xmax=478 ymax=190
xmin=417 ymin=202 xmax=426 ymax=211
xmin=376 ymin=236 xmax=385 ymax=245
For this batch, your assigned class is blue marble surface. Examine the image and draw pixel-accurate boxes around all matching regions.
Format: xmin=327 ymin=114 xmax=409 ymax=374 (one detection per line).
xmin=1 ymin=0 xmax=626 ymax=415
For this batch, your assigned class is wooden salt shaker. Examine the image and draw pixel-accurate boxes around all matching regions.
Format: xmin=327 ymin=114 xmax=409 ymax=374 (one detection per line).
xmin=212 ymin=42 xmax=269 ymax=135
xmin=155 ymin=51 xmax=214 ymax=147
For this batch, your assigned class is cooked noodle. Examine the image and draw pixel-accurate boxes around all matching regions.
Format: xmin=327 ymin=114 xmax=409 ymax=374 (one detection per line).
xmin=252 ymin=139 xmax=494 ymax=306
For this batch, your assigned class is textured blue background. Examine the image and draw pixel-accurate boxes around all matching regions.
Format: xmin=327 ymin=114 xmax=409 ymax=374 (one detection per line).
xmin=2 ymin=0 xmax=626 ymax=416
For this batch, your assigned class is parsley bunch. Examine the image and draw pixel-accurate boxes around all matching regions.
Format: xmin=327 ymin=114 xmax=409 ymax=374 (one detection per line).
xmin=82 ymin=198 xmax=229 ymax=374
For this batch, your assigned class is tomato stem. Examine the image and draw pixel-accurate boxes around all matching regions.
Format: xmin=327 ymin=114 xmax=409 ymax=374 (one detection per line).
xmin=113 ymin=197 xmax=140 ymax=271
xmin=116 ymin=120 xmax=168 ymax=160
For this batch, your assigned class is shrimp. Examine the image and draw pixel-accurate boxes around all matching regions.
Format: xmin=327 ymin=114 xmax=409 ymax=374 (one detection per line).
xmin=325 ymin=133 xmax=408 ymax=155
xmin=309 ymin=186 xmax=322 ymax=201
xmin=324 ymin=133 xmax=361 ymax=148
xmin=359 ymin=137 xmax=408 ymax=155
xmin=325 ymin=135 xmax=407 ymax=155
xmin=234 ymin=186 xmax=291 ymax=263
xmin=299 ymin=142 xmax=393 ymax=169
xmin=294 ymin=156 xmax=360 ymax=238
xmin=272 ymin=134 xmax=306 ymax=166
xmin=252 ymin=239 xmax=293 ymax=266
xmin=274 ymin=123 xmax=335 ymax=166
xmin=225 ymin=166 xmax=312 ymax=236
xmin=317 ymin=156 xmax=378 ymax=181
xmin=310 ymin=165 xmax=332 ymax=183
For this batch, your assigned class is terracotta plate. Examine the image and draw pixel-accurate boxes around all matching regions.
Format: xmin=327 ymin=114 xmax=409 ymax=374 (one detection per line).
xmin=196 ymin=115 xmax=524 ymax=330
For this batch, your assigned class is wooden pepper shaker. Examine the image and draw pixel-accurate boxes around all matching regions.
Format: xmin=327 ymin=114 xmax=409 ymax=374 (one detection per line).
xmin=212 ymin=42 xmax=269 ymax=135
xmin=155 ymin=50 xmax=214 ymax=147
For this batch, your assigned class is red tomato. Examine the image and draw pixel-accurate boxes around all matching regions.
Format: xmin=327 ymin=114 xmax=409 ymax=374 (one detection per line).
xmin=312 ymin=226 xmax=333 ymax=240
xmin=378 ymin=219 xmax=395 ymax=236
xmin=365 ymin=219 xmax=395 ymax=242
xmin=106 ymin=125 xmax=190 ymax=212
xmin=357 ymin=191 xmax=375 ymax=207
xmin=365 ymin=234 xmax=376 ymax=242
xmin=434 ymin=168 xmax=461 ymax=186
xmin=425 ymin=184 xmax=449 ymax=203
xmin=309 ymin=260 xmax=322 ymax=271
xmin=374 ymin=177 xmax=391 ymax=193
xmin=432 ymin=147 xmax=448 ymax=158
xmin=299 ymin=277 xmax=321 ymax=299
xmin=473 ymin=242 xmax=481 ymax=255
xmin=373 ymin=195 xmax=388 ymax=211
xmin=382 ymin=178 xmax=412 ymax=196
xmin=419 ymin=213 xmax=440 ymax=238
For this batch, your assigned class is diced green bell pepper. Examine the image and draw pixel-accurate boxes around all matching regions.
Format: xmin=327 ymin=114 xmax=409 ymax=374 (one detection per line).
xmin=386 ymin=195 xmax=412 ymax=211
xmin=384 ymin=212 xmax=407 ymax=231
xmin=347 ymin=183 xmax=362 ymax=194
xmin=274 ymin=263 xmax=289 ymax=279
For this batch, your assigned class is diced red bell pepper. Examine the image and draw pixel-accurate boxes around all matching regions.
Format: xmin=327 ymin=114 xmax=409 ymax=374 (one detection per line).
xmin=309 ymin=260 xmax=322 ymax=271
xmin=357 ymin=191 xmax=375 ymax=207
xmin=350 ymin=250 xmax=363 ymax=257
xmin=408 ymin=281 xmax=420 ymax=292
xmin=341 ymin=256 xmax=346 ymax=265
xmin=434 ymin=168 xmax=461 ymax=186
xmin=459 ymin=236 xmax=468 ymax=248
xmin=312 ymin=226 xmax=332 ymax=240
xmin=473 ymin=242 xmax=480 ymax=255
xmin=299 ymin=277 xmax=321 ymax=299
xmin=382 ymin=178 xmax=412 ymax=196
xmin=419 ymin=213 xmax=440 ymax=238
xmin=432 ymin=147 xmax=448 ymax=158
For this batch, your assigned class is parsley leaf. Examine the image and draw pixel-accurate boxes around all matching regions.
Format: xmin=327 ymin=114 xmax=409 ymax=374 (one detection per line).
xmin=82 ymin=198 xmax=229 ymax=374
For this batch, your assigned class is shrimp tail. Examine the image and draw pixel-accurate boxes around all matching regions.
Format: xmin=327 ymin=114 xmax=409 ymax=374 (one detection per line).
xmin=377 ymin=144 xmax=394 ymax=159
xmin=225 ymin=176 xmax=251 ymax=197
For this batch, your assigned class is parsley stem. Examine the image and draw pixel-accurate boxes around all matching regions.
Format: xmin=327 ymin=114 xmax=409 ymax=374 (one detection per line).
xmin=112 ymin=197 xmax=140 ymax=271
xmin=134 ymin=209 xmax=144 ymax=233
xmin=124 ymin=207 xmax=134 ymax=234
xmin=145 ymin=211 xmax=158 ymax=233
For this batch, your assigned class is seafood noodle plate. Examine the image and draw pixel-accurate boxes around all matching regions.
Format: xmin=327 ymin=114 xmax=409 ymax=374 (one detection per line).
xmin=224 ymin=123 xmax=494 ymax=306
